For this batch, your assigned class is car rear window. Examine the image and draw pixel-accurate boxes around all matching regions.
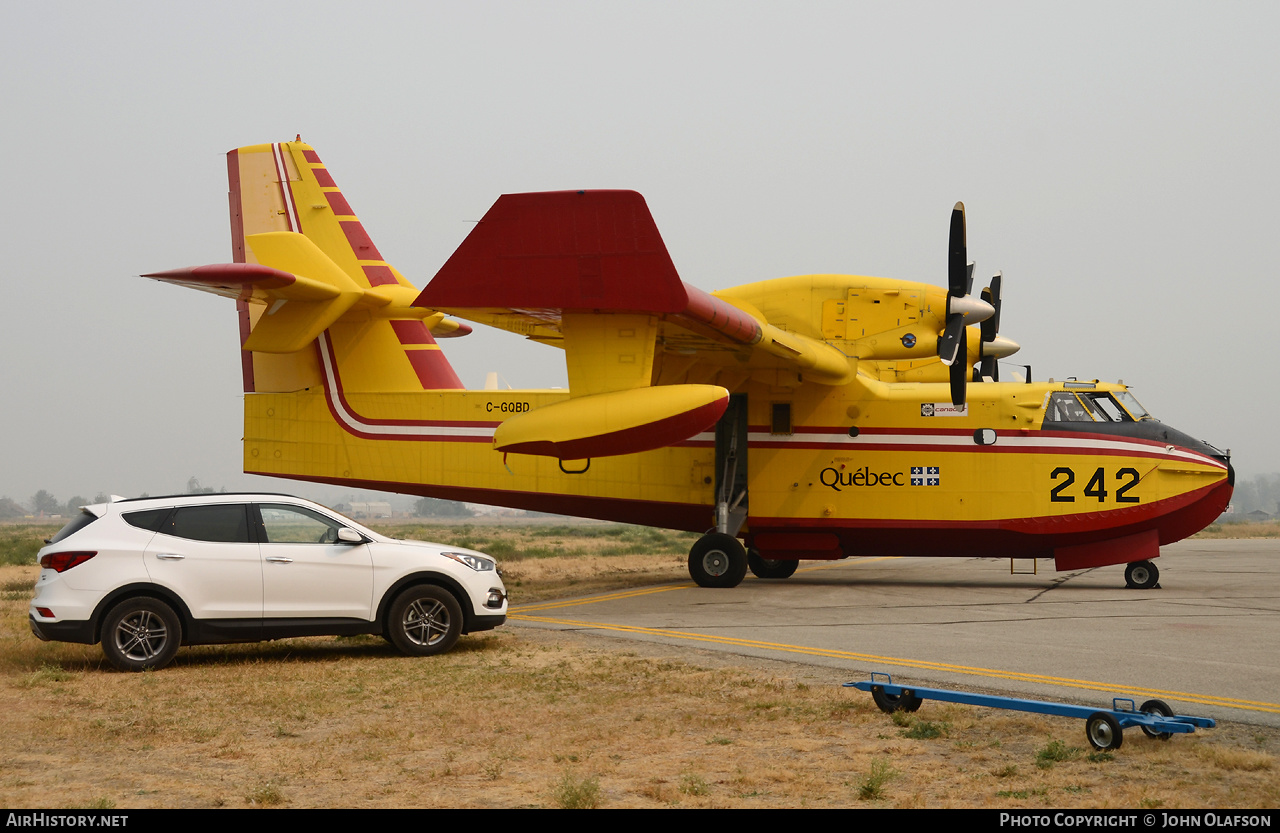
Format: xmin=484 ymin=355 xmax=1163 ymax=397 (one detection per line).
xmin=123 ymin=508 xmax=172 ymax=532
xmin=47 ymin=511 xmax=98 ymax=544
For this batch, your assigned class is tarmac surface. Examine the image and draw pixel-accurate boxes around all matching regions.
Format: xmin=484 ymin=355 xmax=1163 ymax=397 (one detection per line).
xmin=510 ymin=538 xmax=1280 ymax=728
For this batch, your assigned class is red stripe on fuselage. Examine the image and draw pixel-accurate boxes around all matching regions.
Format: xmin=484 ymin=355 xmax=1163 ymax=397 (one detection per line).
xmin=316 ymin=335 xmax=483 ymax=429
xmin=746 ymin=475 xmax=1232 ymax=561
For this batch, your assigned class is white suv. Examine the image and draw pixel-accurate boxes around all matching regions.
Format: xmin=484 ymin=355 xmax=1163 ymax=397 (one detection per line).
xmin=29 ymin=494 xmax=507 ymax=670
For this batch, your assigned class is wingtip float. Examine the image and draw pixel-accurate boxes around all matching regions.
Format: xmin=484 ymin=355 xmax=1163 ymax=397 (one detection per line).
xmin=145 ymin=139 xmax=1233 ymax=589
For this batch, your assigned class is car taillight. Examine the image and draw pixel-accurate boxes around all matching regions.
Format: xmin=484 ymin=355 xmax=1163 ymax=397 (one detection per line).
xmin=39 ymin=551 xmax=97 ymax=572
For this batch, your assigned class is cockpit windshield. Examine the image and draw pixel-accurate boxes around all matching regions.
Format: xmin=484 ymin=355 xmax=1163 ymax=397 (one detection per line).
xmin=1113 ymin=390 xmax=1150 ymax=420
xmin=1045 ymin=391 xmax=1141 ymax=423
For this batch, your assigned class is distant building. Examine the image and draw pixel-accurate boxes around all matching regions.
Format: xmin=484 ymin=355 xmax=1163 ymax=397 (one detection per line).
xmin=348 ymin=502 xmax=392 ymax=518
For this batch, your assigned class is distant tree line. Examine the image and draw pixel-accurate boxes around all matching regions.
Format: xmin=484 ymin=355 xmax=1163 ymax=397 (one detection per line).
xmin=1231 ymin=473 xmax=1280 ymax=516
xmin=7 ymin=477 xmax=223 ymax=518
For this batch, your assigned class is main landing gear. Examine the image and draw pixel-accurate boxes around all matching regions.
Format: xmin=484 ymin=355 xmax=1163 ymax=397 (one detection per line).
xmin=748 ymin=548 xmax=799 ymax=580
xmin=688 ymin=533 xmax=748 ymax=588
xmin=687 ymin=537 xmax=801 ymax=587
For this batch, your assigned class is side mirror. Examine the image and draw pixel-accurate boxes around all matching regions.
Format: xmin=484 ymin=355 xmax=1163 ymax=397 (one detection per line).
xmin=973 ymin=428 xmax=998 ymax=446
xmin=337 ymin=527 xmax=364 ymax=544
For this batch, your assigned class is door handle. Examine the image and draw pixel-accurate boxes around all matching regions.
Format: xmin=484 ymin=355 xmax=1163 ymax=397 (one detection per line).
xmin=155 ymin=553 xmax=185 ymax=561
xmin=265 ymin=556 xmax=294 ymax=564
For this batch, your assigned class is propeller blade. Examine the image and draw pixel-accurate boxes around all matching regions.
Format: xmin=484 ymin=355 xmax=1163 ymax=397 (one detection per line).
xmin=980 ymin=286 xmax=995 ymax=341
xmin=949 ymin=328 xmax=968 ymax=406
xmin=980 ymin=355 xmax=999 ymax=382
xmin=937 ymin=314 xmax=965 ymax=366
xmin=948 ymin=202 xmax=967 ymax=297
xmin=989 ymin=271 xmax=1002 ymax=332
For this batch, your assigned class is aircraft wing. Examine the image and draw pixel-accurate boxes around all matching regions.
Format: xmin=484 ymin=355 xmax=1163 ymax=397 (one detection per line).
xmin=416 ymin=190 xmax=854 ymax=386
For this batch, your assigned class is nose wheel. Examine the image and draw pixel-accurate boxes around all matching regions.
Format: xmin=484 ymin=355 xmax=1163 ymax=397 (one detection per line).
xmin=1125 ymin=560 xmax=1159 ymax=590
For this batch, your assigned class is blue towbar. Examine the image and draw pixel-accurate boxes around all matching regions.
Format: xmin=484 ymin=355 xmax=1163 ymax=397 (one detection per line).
xmin=845 ymin=672 xmax=1215 ymax=751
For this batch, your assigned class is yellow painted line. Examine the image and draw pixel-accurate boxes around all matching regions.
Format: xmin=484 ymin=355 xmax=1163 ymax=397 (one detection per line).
xmin=513 ymin=583 xmax=691 ymax=613
xmin=506 ymin=613 xmax=1280 ymax=715
xmin=512 ymin=556 xmax=900 ymax=613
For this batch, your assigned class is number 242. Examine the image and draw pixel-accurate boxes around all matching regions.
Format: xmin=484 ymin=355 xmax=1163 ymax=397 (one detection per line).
xmin=1050 ymin=467 xmax=1140 ymax=503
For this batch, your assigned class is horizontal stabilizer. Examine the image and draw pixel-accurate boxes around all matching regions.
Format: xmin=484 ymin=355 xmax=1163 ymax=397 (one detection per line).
xmin=142 ymin=262 xmax=342 ymax=302
xmin=240 ymin=232 xmax=365 ymax=353
xmin=147 ymin=231 xmax=477 ymax=354
xmin=493 ymin=384 xmax=728 ymax=459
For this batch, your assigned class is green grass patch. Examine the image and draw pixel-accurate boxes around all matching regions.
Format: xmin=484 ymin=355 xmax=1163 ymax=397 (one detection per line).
xmin=369 ymin=522 xmax=697 ymax=562
xmin=552 ymin=773 xmax=602 ymax=809
xmin=858 ymin=758 xmax=897 ymax=801
xmin=0 ymin=525 xmax=59 ymax=566
xmin=1036 ymin=739 xmax=1083 ymax=769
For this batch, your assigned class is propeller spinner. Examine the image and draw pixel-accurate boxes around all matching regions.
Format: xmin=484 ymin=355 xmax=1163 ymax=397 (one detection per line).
xmin=936 ymin=202 xmax=995 ymax=406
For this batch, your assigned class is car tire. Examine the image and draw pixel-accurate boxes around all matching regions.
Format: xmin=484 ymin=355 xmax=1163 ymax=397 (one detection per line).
xmin=100 ymin=597 xmax=182 ymax=672
xmin=386 ymin=585 xmax=463 ymax=657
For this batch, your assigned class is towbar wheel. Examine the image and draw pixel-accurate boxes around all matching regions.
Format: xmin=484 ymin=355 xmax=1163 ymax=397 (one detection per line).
xmin=1086 ymin=711 xmax=1124 ymax=751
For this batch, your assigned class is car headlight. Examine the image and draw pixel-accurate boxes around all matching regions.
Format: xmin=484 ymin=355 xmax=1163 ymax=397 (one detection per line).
xmin=441 ymin=551 xmax=496 ymax=571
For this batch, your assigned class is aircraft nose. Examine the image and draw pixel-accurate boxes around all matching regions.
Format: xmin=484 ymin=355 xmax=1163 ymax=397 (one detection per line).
xmin=1219 ymin=453 xmax=1235 ymax=487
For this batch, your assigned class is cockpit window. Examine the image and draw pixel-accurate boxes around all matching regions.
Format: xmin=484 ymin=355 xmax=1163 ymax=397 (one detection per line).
xmin=1083 ymin=393 xmax=1131 ymax=422
xmin=1113 ymin=390 xmax=1150 ymax=420
xmin=1046 ymin=391 xmax=1142 ymax=424
xmin=1046 ymin=392 xmax=1099 ymax=423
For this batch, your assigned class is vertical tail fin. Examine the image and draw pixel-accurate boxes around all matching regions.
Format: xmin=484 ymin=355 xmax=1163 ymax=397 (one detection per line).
xmin=151 ymin=139 xmax=466 ymax=394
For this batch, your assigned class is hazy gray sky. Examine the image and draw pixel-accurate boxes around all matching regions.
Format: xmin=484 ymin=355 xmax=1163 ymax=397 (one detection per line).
xmin=2 ymin=1 xmax=1276 ymax=504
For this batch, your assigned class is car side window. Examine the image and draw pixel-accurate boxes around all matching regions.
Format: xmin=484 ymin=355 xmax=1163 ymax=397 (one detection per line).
xmin=259 ymin=504 xmax=343 ymax=544
xmin=161 ymin=505 xmax=251 ymax=543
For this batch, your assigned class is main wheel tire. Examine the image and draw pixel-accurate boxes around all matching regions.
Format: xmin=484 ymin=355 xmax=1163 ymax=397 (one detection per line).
xmin=688 ymin=533 xmax=748 ymax=588
xmin=1125 ymin=560 xmax=1159 ymax=589
xmin=386 ymin=585 xmax=463 ymax=657
xmin=870 ymin=685 xmax=924 ymax=714
xmin=1139 ymin=698 xmax=1174 ymax=740
xmin=100 ymin=597 xmax=182 ymax=672
xmin=1086 ymin=711 xmax=1124 ymax=750
xmin=748 ymin=549 xmax=799 ymax=580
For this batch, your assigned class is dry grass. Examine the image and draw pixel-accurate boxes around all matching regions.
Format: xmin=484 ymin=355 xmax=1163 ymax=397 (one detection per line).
xmin=2 ymin=521 xmax=1278 ymax=809
xmin=1193 ymin=521 xmax=1280 ymax=539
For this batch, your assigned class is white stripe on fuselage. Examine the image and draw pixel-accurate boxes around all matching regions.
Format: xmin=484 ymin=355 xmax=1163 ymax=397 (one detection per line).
xmin=317 ymin=333 xmax=495 ymax=439
xmin=313 ymin=335 xmax=1222 ymax=468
